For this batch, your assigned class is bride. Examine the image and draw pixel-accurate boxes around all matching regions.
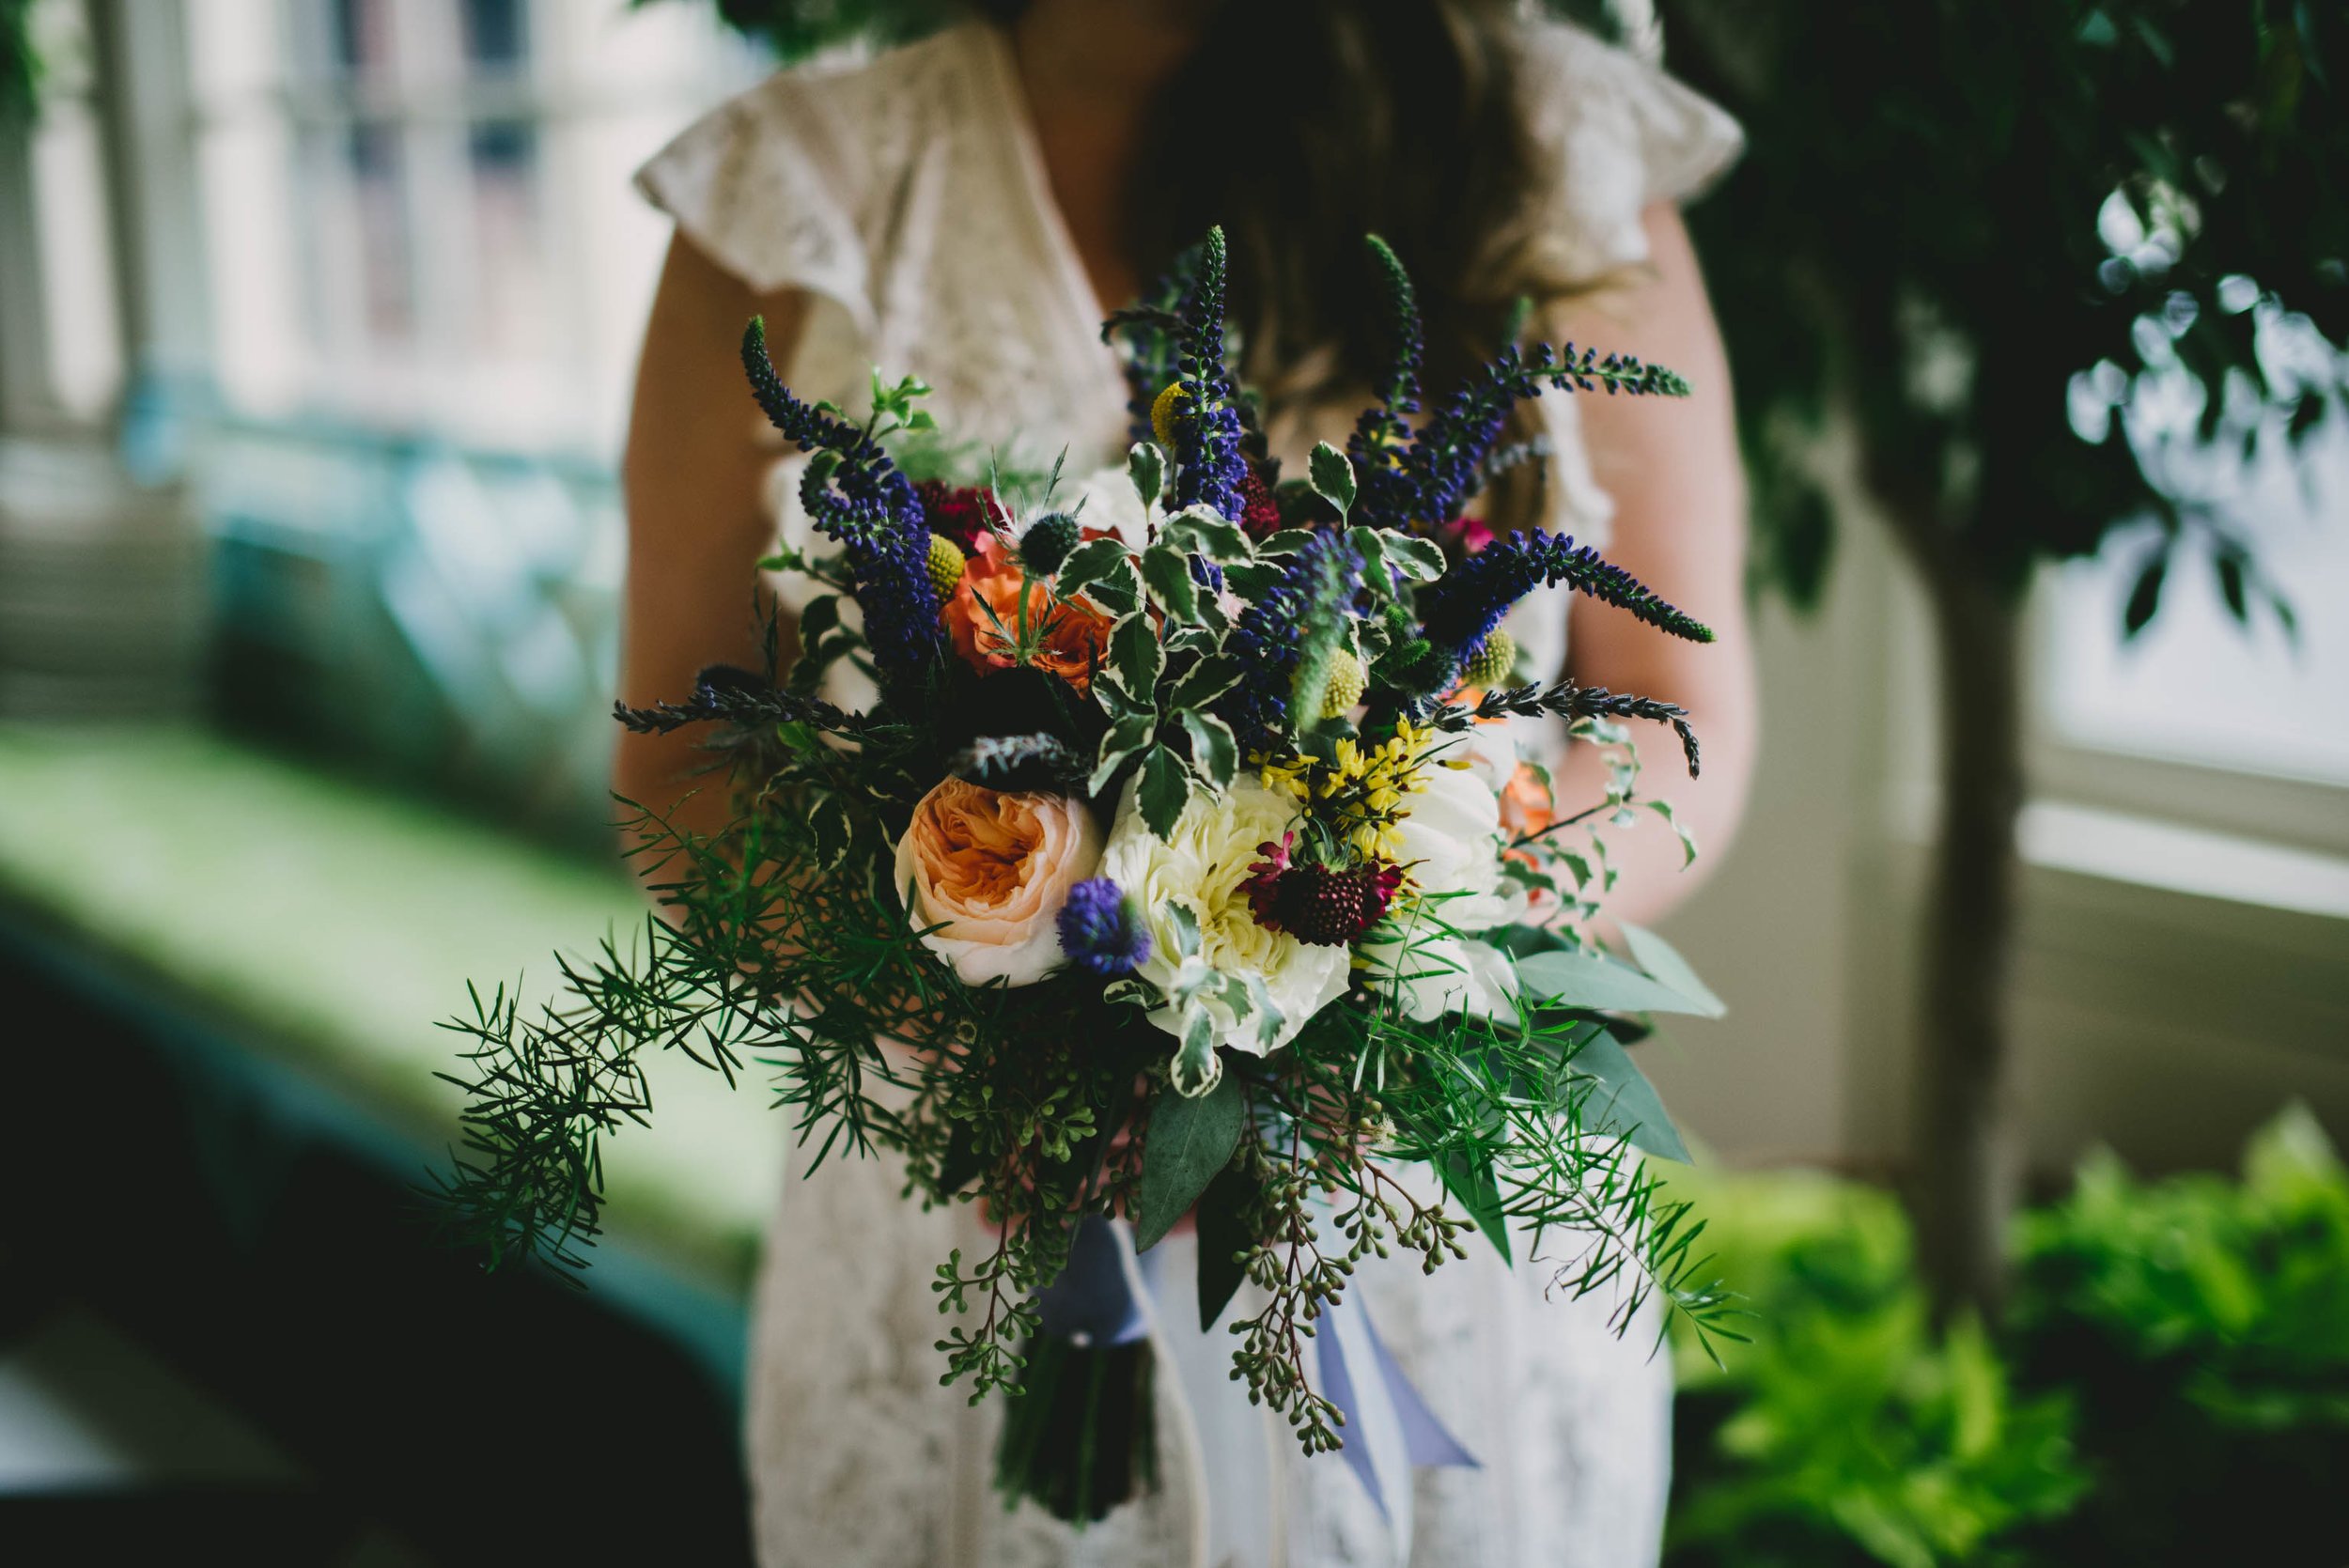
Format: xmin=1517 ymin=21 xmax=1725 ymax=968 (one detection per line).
xmin=618 ymin=2 xmax=1757 ymax=1562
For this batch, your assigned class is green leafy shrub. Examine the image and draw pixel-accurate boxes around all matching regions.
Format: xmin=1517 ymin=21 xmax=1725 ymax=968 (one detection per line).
xmin=1668 ymin=1106 xmax=2349 ymax=1566
xmin=1663 ymin=1167 xmax=2084 ymax=1568
xmin=2008 ymin=1105 xmax=2349 ymax=1566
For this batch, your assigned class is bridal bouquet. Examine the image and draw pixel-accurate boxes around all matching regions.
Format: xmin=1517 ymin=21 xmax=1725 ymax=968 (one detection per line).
xmin=436 ymin=229 xmax=1735 ymax=1525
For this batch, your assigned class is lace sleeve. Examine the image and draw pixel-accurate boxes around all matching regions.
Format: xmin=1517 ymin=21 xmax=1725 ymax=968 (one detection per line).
xmin=1517 ymin=20 xmax=1745 ymax=285
xmin=634 ymin=67 xmax=879 ymax=339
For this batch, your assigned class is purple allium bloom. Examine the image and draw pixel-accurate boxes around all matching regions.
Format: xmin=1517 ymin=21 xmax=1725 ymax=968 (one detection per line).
xmin=1057 ymin=877 xmax=1152 ymax=977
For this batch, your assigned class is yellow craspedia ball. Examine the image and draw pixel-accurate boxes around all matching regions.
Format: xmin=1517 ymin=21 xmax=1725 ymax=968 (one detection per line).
xmin=1320 ymin=649 xmax=1367 ymax=719
xmin=1150 ymin=381 xmax=1188 ymax=451
xmin=926 ymin=533 xmax=966 ymax=598
xmin=1461 ymin=630 xmax=1517 ymax=688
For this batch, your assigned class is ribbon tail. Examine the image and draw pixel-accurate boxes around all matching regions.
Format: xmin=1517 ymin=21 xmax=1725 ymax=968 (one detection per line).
xmin=1361 ymin=1307 xmax=1480 ymax=1470
xmin=1318 ymin=1290 xmax=1482 ymax=1561
xmin=1319 ymin=1293 xmax=1413 ymax=1545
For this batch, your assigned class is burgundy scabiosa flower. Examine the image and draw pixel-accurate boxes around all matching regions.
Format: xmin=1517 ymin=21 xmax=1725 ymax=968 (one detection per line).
xmin=916 ymin=479 xmax=1001 ymax=555
xmin=1242 ymin=836 xmax=1403 ymax=948
xmin=1237 ymin=466 xmax=1283 ymax=540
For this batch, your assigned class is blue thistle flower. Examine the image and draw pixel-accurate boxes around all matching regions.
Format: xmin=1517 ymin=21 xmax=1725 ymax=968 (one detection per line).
xmin=740 ymin=318 xmax=940 ymax=687
xmin=1057 ymin=877 xmax=1152 ymax=977
xmin=1219 ymin=532 xmax=1369 ymax=752
xmin=1418 ymin=530 xmax=1715 ymax=684
xmin=1170 ymin=227 xmax=1248 ymax=520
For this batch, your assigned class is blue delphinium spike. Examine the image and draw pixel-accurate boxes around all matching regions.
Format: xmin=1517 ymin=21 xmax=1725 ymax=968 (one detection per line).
xmin=1346 ymin=235 xmax=1423 ymax=479
xmin=740 ymin=318 xmax=940 ymax=685
xmin=1168 ymin=227 xmax=1248 ymax=520
xmin=1219 ymin=531 xmax=1368 ymax=753
xmin=1418 ymin=529 xmax=1714 ymax=685
xmin=1102 ymin=241 xmax=1204 ymax=447
xmin=1057 ymin=878 xmax=1152 ymax=977
xmin=1352 ymin=342 xmax=1691 ymax=535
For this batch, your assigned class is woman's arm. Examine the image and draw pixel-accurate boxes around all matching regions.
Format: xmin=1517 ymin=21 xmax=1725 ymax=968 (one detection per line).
xmin=1542 ymin=203 xmax=1759 ymax=928
xmin=614 ymin=231 xmax=808 ymax=856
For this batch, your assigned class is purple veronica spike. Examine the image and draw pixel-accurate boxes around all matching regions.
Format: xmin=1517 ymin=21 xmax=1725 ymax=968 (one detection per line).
xmin=1418 ymin=530 xmax=1714 ymax=687
xmin=1170 ymin=227 xmax=1248 ymax=520
xmin=740 ymin=318 xmax=940 ymax=686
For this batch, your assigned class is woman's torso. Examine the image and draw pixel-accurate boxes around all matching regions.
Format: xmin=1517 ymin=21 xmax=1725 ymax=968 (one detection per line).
xmin=635 ymin=20 xmax=1739 ymax=1565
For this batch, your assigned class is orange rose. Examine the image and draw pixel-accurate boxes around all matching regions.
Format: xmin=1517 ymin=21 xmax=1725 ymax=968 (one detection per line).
xmin=940 ymin=534 xmax=1112 ymax=693
xmin=894 ymin=777 xmax=1104 ymax=986
xmin=1498 ymin=760 xmax=1555 ymax=838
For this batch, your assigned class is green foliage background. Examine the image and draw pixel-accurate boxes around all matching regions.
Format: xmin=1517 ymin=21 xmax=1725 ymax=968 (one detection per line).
xmin=1664 ymin=1106 xmax=2349 ymax=1568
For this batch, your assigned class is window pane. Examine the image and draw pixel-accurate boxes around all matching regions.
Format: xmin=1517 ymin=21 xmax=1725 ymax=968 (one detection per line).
xmin=2044 ymin=419 xmax=2349 ymax=786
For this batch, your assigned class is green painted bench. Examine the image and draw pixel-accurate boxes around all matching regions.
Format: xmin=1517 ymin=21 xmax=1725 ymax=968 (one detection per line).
xmin=0 ymin=721 xmax=786 ymax=1299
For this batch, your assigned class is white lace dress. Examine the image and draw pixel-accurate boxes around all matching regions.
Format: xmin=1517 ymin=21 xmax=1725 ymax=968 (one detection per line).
xmin=636 ymin=21 xmax=1740 ymax=1568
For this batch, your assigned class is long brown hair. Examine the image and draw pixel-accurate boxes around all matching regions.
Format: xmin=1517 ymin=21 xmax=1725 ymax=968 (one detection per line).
xmin=986 ymin=0 xmax=1583 ymax=522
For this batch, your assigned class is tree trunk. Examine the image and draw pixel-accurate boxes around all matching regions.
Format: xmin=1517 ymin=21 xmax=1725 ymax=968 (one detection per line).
xmin=1903 ymin=532 xmax=2028 ymax=1320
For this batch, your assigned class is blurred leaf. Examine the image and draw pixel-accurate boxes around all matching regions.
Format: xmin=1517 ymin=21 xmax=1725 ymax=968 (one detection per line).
xmin=2215 ymin=550 xmax=2248 ymax=623
xmin=1563 ymin=1027 xmax=1690 ymax=1163
xmin=2123 ymin=551 xmax=2167 ymax=638
xmin=1517 ymin=948 xmax=1719 ymax=1015
xmin=1622 ymin=924 xmax=1727 ymax=1018
xmin=1194 ymin=1160 xmax=1258 ymax=1329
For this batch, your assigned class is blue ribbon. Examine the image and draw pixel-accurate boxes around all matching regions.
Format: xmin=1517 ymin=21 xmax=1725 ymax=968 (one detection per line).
xmin=1317 ymin=1289 xmax=1480 ymax=1524
xmin=1035 ymin=1213 xmax=1477 ymax=1535
xmin=1033 ymin=1213 xmax=1152 ymax=1347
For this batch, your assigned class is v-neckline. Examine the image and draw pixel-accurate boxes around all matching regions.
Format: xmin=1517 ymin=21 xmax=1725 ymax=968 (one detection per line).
xmin=967 ymin=23 xmax=1130 ymax=380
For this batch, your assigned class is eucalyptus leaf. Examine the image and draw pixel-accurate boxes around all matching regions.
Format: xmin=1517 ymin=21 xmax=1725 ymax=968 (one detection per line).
xmin=1563 ymin=1027 xmax=1690 ymax=1163
xmin=1142 ymin=1070 xmax=1250 ymax=1239
xmin=1621 ymin=923 xmax=1725 ymax=1018
xmin=1516 ymin=948 xmax=1719 ymax=1015
xmin=1308 ymin=442 xmax=1358 ymax=519
xmin=1194 ymin=1162 xmax=1259 ymax=1329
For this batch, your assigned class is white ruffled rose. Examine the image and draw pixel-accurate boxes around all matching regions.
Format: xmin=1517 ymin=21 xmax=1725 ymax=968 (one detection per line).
xmin=1097 ymin=777 xmax=1350 ymax=1055
xmin=1067 ymin=464 xmax=1154 ymax=551
xmin=1359 ymin=758 xmax=1525 ymax=1021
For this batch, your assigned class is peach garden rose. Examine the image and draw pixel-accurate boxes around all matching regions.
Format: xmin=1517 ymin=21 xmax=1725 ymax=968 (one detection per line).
xmin=894 ymin=777 xmax=1104 ymax=986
